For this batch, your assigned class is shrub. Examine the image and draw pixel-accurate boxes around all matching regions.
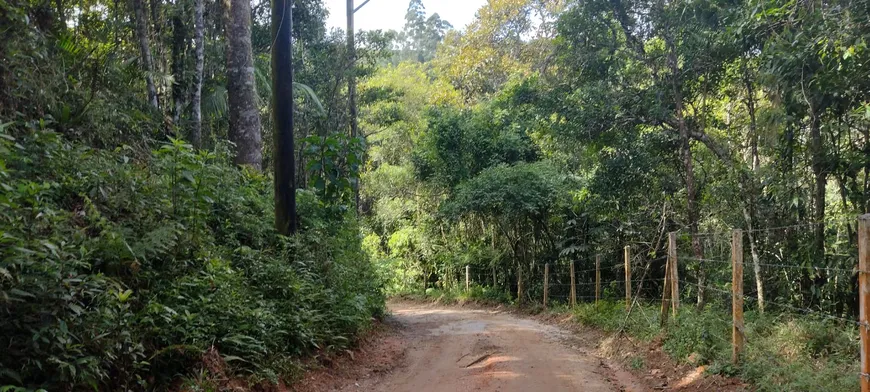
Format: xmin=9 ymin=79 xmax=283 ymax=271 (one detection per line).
xmin=0 ymin=128 xmax=384 ymax=390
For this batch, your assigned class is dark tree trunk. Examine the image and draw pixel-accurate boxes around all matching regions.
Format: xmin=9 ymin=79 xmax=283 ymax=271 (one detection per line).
xmin=55 ymin=0 xmax=64 ymax=26
xmin=149 ymin=0 xmax=162 ymax=39
xmin=226 ymin=0 xmax=263 ymax=168
xmin=150 ymin=0 xmax=164 ymax=105
xmin=171 ymin=11 xmax=187 ymax=125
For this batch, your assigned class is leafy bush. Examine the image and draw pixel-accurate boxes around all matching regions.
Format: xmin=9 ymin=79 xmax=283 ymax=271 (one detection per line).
xmin=738 ymin=312 xmax=857 ymax=391
xmin=0 ymin=127 xmax=384 ymax=390
xmin=573 ymin=301 xmax=660 ymax=341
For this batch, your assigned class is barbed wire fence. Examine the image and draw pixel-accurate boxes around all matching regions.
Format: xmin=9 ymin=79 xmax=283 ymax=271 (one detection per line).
xmin=456 ymin=215 xmax=870 ymax=390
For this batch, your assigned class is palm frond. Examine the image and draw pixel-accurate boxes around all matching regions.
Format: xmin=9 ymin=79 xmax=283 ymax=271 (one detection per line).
xmin=293 ymin=82 xmax=326 ymax=116
xmin=202 ymin=85 xmax=228 ymax=118
xmin=254 ymin=60 xmax=326 ymax=116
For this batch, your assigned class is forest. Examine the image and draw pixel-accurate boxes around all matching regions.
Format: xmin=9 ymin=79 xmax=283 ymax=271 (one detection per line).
xmin=1 ymin=0 xmax=869 ymax=390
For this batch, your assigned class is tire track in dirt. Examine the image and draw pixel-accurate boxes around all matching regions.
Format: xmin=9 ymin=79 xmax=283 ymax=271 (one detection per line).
xmin=347 ymin=301 xmax=646 ymax=392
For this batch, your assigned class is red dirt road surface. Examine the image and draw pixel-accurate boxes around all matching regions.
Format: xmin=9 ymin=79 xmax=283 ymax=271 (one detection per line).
xmin=329 ymin=301 xmax=647 ymax=392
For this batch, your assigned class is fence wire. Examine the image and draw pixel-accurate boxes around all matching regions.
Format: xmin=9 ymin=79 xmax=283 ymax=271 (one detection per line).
xmin=453 ymin=222 xmax=863 ymax=388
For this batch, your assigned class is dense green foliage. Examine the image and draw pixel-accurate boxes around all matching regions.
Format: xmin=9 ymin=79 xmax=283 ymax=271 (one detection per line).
xmin=358 ymin=0 xmax=870 ymax=389
xmin=0 ymin=129 xmax=383 ymax=389
xmin=363 ymin=0 xmax=870 ymax=309
xmin=0 ymin=0 xmax=386 ymax=388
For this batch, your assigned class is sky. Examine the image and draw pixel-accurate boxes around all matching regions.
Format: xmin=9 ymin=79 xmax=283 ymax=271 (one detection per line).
xmin=324 ymin=0 xmax=488 ymax=33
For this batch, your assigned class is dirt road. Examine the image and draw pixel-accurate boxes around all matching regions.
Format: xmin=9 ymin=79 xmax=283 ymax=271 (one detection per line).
xmin=348 ymin=301 xmax=644 ymax=392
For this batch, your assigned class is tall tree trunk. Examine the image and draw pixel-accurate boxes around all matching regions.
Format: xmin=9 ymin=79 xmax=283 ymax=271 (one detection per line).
xmin=132 ymin=0 xmax=159 ymax=109
xmin=809 ymin=114 xmax=826 ymax=260
xmin=150 ymin=0 xmax=162 ymax=41
xmin=273 ymin=0 xmax=297 ymax=235
xmin=226 ymin=0 xmax=263 ymax=168
xmin=171 ymin=11 xmax=187 ymax=125
xmin=150 ymin=0 xmax=164 ymax=106
xmin=666 ymin=36 xmax=705 ymax=308
xmin=743 ymin=72 xmax=765 ymax=312
xmin=190 ymin=0 xmax=204 ymax=148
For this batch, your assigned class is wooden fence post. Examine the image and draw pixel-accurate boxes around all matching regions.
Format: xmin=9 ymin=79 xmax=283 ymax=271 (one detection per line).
xmin=625 ymin=245 xmax=631 ymax=308
xmin=595 ymin=255 xmax=601 ymax=304
xmin=660 ymin=250 xmax=672 ymax=327
xmin=465 ymin=265 xmax=470 ymax=292
xmin=858 ymin=214 xmax=870 ymax=392
xmin=732 ymin=229 xmax=744 ymax=364
xmin=570 ymin=261 xmax=576 ymax=308
xmin=543 ymin=263 xmax=549 ymax=307
xmin=669 ymin=232 xmax=679 ymax=314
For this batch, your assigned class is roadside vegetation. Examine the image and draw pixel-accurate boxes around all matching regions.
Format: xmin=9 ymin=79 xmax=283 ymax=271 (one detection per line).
xmin=359 ymin=0 xmax=869 ymax=391
xmin=2 ymin=0 xmax=869 ymax=389
xmin=1 ymin=130 xmax=384 ymax=389
xmin=1 ymin=0 xmax=386 ymax=388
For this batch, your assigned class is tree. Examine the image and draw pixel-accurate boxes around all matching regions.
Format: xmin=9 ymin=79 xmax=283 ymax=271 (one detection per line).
xmin=398 ymin=0 xmax=452 ymax=63
xmin=226 ymin=0 xmax=263 ymax=168
xmin=433 ymin=0 xmax=559 ymax=99
xmin=132 ymin=0 xmax=159 ymax=109
xmin=171 ymin=4 xmax=189 ymax=125
xmin=191 ymin=0 xmax=204 ymax=148
xmin=548 ymin=0 xmax=742 ymax=307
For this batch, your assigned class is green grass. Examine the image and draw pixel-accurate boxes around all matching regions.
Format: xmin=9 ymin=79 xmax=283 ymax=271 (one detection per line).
xmin=571 ymin=300 xmax=858 ymax=391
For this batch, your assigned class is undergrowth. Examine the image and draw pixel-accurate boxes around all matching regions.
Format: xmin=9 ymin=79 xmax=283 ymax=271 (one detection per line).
xmin=0 ymin=126 xmax=385 ymax=390
xmin=572 ymin=300 xmax=857 ymax=392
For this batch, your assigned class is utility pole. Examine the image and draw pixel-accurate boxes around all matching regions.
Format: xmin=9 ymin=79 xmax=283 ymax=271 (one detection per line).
xmin=273 ymin=0 xmax=296 ymax=235
xmin=347 ymin=0 xmax=357 ymax=141
xmin=347 ymin=0 xmax=357 ymax=137
xmin=347 ymin=0 xmax=358 ymax=211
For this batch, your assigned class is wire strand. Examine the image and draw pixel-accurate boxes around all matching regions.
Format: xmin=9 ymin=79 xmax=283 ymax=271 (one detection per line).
xmin=679 ymin=279 xmax=859 ymax=326
xmin=681 ymin=257 xmax=856 ymax=274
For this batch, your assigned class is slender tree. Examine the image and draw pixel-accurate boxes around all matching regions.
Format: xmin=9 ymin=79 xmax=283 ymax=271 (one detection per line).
xmin=191 ymin=0 xmax=204 ymax=148
xmin=273 ymin=0 xmax=296 ymax=234
xmin=226 ymin=0 xmax=262 ymax=168
xmin=171 ymin=7 xmax=187 ymax=125
xmin=131 ymin=0 xmax=159 ymax=109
